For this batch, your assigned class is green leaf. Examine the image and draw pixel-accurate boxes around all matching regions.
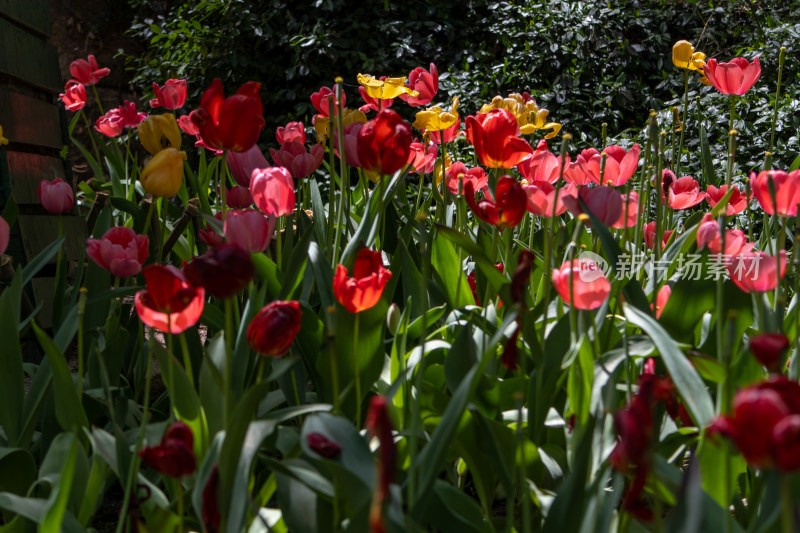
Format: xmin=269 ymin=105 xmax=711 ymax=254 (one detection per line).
xmin=623 ymin=304 xmax=714 ymax=427
xmin=0 ymin=272 xmax=24 ymax=445
xmin=278 ymin=222 xmax=313 ymax=300
xmin=0 ymin=448 xmax=35 ymax=497
xmin=699 ymin=125 xmax=715 ymax=186
xmin=436 ymin=225 xmax=506 ymax=286
xmin=41 ymin=438 xmax=78 ymax=533
xmin=431 ymin=234 xmax=474 ymax=309
xmin=20 ymin=237 xmax=65 ymax=287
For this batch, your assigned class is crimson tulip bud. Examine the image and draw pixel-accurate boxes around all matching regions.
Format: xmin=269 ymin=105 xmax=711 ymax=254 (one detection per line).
xmin=184 ymin=244 xmax=255 ymax=299
xmin=247 ymin=300 xmax=302 ymax=357
xmin=749 ymin=333 xmax=790 ymax=372
xmin=138 ymin=421 xmax=196 ymax=478
xmin=306 ymin=432 xmax=342 ymax=459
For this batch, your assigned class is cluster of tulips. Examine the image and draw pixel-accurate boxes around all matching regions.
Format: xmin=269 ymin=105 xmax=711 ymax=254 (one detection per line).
xmin=0 ymin=34 xmax=797 ymax=532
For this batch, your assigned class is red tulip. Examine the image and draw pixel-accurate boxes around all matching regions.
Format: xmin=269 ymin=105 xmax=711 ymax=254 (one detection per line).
xmin=135 ymin=265 xmax=204 ymax=334
xmin=177 ymin=115 xmax=199 ymax=136
xmin=598 ymin=144 xmax=640 ymax=186
xmin=429 ymin=117 xmax=464 ymax=145
xmin=37 ymin=178 xmax=74 ymax=214
xmin=69 ymin=54 xmax=110 ymax=86
xmin=696 ymin=214 xmax=751 ymax=256
xmin=464 ymin=175 xmax=527 ymax=229
xmin=269 ymin=142 xmax=324 ymax=179
xmin=0 ymin=216 xmax=8 ymax=256
xmin=333 ymin=248 xmax=392 ymax=313
xmin=467 ymin=263 xmax=504 ymax=307
xmin=406 ymin=141 xmax=437 ymax=174
xmin=465 ymin=108 xmax=533 ymax=169
xmin=95 ymin=109 xmax=124 ymax=137
xmin=446 ymin=162 xmax=487 ymax=196
xmin=250 ymin=167 xmax=295 ymax=218
xmin=150 ymin=79 xmax=187 ymax=110
xmin=306 ymin=432 xmax=342 ymax=459
xmin=523 ymin=180 xmax=575 ymax=217
xmin=708 ymin=377 xmax=800 ymax=471
xmin=225 ymin=145 xmax=268 ymax=187
xmin=139 ymin=421 xmax=196 ymax=478
xmin=612 ymin=191 xmax=640 ymax=229
xmin=705 ymin=184 xmax=750 ymax=215
xmin=660 ymin=170 xmax=705 ymax=209
xmin=365 ymin=395 xmax=396 ymax=533
xmin=86 ymin=227 xmax=149 ymax=278
xmin=224 ymin=209 xmax=274 ymax=254
xmin=751 ymin=169 xmax=800 ymax=217
xmin=563 ymin=186 xmax=623 ymax=227
xmin=510 ymin=250 xmax=536 ymax=307
xmin=189 ymin=78 xmax=265 ymax=152
xmin=199 ymin=213 xmax=224 ymax=249
xmin=225 ymin=185 xmax=252 ymax=209
xmin=727 ymin=250 xmax=786 ymax=293
xmin=310 ymin=86 xmax=345 ymax=117
xmin=399 ymin=63 xmax=438 ymax=107
xmin=703 ymin=56 xmax=761 ymax=95
xmin=358 ymin=85 xmax=395 ymax=113
xmin=562 ymin=149 xmax=598 ymax=186
xmin=59 ymin=80 xmax=87 ymax=112
xmin=184 ymin=244 xmax=255 ymax=300
xmin=552 ymin=258 xmax=611 ymax=310
xmin=643 ymin=221 xmax=673 ymax=250
xmin=652 ymin=284 xmax=671 ymax=319
xmin=202 ymin=466 xmax=220 ymax=533
xmin=247 ymin=300 xmax=302 ymax=356
xmin=750 ymin=333 xmax=790 ymax=372
xmin=357 ymin=109 xmax=413 ymax=175
xmin=517 ymin=140 xmax=565 ymax=184
xmin=275 ymin=121 xmax=306 ymax=145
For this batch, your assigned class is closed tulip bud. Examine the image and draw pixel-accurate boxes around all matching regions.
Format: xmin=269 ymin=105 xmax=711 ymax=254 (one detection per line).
xmin=140 ymin=148 xmax=187 ymax=197
xmin=184 ymin=244 xmax=255 ymax=299
xmin=749 ymin=333 xmax=790 ymax=372
xmin=247 ymin=300 xmax=302 ymax=357
xmin=386 ymin=303 xmax=401 ymax=335
xmin=138 ymin=113 xmax=182 ymax=155
xmin=250 ymin=167 xmax=295 ymax=218
xmin=223 ymin=209 xmax=273 ymax=254
xmin=306 ymin=432 xmax=342 ymax=459
xmin=37 ymin=178 xmax=74 ymax=214
xmin=150 ymin=79 xmax=188 ymax=110
xmin=139 ymin=421 xmax=196 ymax=478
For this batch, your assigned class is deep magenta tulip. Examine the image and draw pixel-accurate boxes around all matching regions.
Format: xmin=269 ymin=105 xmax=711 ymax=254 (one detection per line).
xmin=270 ymin=142 xmax=324 ymax=179
xmin=86 ymin=227 xmax=149 ymax=278
xmin=226 ymin=145 xmax=269 ymax=187
xmin=0 ymin=216 xmax=8 ymax=256
xmin=150 ymin=79 xmax=187 ymax=110
xmin=250 ymin=167 xmax=295 ymax=217
xmin=749 ymin=333 xmax=790 ymax=372
xmin=275 ymin=121 xmax=305 ymax=145
xmin=37 ymin=178 xmax=73 ymax=214
xmin=139 ymin=421 xmax=196 ymax=478
xmin=184 ymin=244 xmax=255 ymax=300
xmin=223 ymin=209 xmax=274 ymax=254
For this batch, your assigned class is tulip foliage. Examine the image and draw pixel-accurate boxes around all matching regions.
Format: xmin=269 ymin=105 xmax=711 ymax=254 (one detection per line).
xmin=3 ymin=36 xmax=800 ymax=533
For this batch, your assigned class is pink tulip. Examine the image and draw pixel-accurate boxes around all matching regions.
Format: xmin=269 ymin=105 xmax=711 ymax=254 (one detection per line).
xmin=703 ymin=57 xmax=761 ymax=95
xmin=696 ymin=214 xmax=752 ymax=255
xmin=523 ymin=181 xmax=575 ymax=217
xmin=269 ymin=142 xmax=324 ymax=179
xmin=95 ymin=109 xmax=125 ymax=137
xmin=69 ymin=54 xmax=110 ymax=86
xmin=446 ymin=162 xmax=488 ymax=196
xmin=400 ymin=63 xmax=438 ymax=107
xmin=653 ymin=284 xmax=671 ymax=319
xmin=150 ymin=79 xmax=187 ymax=110
xmin=86 ymin=226 xmax=149 ymax=278
xmin=552 ymin=258 xmax=611 ymax=310
xmin=659 ymin=170 xmax=705 ymax=209
xmin=728 ymin=250 xmax=786 ymax=293
xmin=251 ymin=167 xmax=295 ymax=217
xmin=0 ymin=216 xmax=9 ymax=256
xmin=643 ymin=221 xmax=674 ymax=250
xmin=199 ymin=213 xmax=224 ymax=248
xmin=275 ymin=122 xmax=305 ymax=145
xmin=224 ymin=209 xmax=275 ymax=253
xmin=406 ymin=141 xmax=437 ymax=174
xmin=333 ymin=122 xmax=364 ymax=168
xmin=599 ymin=144 xmax=640 ymax=186
xmin=563 ymin=186 xmax=623 ymax=227
xmin=226 ymin=145 xmax=269 ymax=187
xmin=358 ymin=85 xmax=394 ymax=113
xmin=59 ymin=80 xmax=87 ymax=112
xmin=37 ymin=178 xmax=73 ymax=214
xmin=310 ymin=86 xmax=345 ymax=117
xmin=177 ymin=115 xmax=200 ymax=136
xmin=225 ymin=185 xmax=252 ymax=208
xmin=118 ymin=101 xmax=148 ymax=128
xmin=562 ymin=148 xmax=599 ymax=185
xmin=706 ymin=184 xmax=751 ymax=215
xmin=612 ymin=191 xmax=640 ymax=229
xmin=751 ymin=170 xmax=800 ymax=217
xmin=517 ymin=140 xmax=564 ymax=184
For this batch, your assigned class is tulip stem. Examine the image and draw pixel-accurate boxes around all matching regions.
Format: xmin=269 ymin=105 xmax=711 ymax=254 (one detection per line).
xmin=770 ymin=47 xmax=786 ymax=154
xmin=676 ymin=70 xmax=689 ymax=179
xmin=224 ymin=298 xmax=234 ymax=428
xmin=177 ymin=481 xmax=184 ymax=533
xmin=54 ymin=214 xmax=63 ymax=303
xmin=781 ymin=474 xmax=794 ymax=533
xmin=77 ymin=288 xmax=87 ymax=399
xmin=178 ymin=333 xmax=194 ymax=388
xmin=354 ymin=312 xmax=362 ymax=428
xmin=79 ymin=108 xmax=102 ymax=167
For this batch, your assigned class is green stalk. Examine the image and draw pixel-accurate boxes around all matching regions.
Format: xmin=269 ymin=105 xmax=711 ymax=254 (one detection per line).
xmin=353 ymin=311 xmax=362 ymax=427
xmin=77 ymin=288 xmax=88 ymax=399
xmin=769 ymin=47 xmax=787 ymax=155
xmin=224 ymin=298 xmax=234 ymax=428
xmin=781 ymin=474 xmax=794 ymax=533
xmin=654 ymin=132 xmax=666 ymax=265
xmin=178 ymin=333 xmax=194 ymax=388
xmin=676 ymin=70 xmax=689 ymax=178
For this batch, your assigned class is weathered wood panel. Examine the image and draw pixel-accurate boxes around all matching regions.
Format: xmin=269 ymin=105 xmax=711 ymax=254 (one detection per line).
xmin=5 ymin=151 xmax=65 ymax=205
xmin=0 ymin=0 xmax=52 ymax=36
xmin=0 ymin=17 xmax=60 ymax=91
xmin=18 ymin=215 xmax=86 ymax=263
xmin=0 ymin=89 xmax=63 ymax=150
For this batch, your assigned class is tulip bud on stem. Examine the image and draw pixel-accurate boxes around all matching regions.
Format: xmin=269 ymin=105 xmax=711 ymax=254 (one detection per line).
xmin=769 ymin=47 xmax=786 ymax=155
xmin=654 ymin=132 xmax=666 ymax=265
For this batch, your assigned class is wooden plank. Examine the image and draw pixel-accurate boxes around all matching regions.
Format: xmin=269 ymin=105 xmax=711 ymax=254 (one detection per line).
xmin=0 ymin=89 xmax=63 ymax=149
xmin=5 ymin=151 xmax=67 ymax=205
xmin=31 ymin=277 xmax=54 ymax=329
xmin=0 ymin=0 xmax=51 ymax=36
xmin=0 ymin=18 xmax=60 ymax=91
xmin=18 ymin=215 xmax=87 ymax=264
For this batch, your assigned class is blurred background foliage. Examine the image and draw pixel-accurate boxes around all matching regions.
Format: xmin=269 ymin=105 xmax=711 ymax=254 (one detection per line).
xmin=126 ymin=0 xmax=800 ymax=172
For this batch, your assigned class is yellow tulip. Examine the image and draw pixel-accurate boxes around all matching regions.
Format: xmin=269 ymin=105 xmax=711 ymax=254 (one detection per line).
xmin=413 ymin=97 xmax=459 ymax=132
xmin=357 ymin=74 xmax=419 ymax=99
xmin=140 ymin=148 xmax=187 ymax=197
xmin=137 ymin=113 xmax=181 ymax=155
xmin=0 ymin=125 xmax=8 ymax=146
xmin=519 ymin=106 xmax=562 ymax=139
xmin=672 ymin=40 xmax=706 ymax=71
xmin=481 ymin=93 xmax=561 ymax=139
xmin=313 ymin=108 xmax=367 ymax=143
xmin=433 ymin=152 xmax=453 ymax=188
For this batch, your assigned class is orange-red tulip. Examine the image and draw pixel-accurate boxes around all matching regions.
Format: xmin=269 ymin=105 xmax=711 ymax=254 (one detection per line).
xmin=333 ymin=248 xmax=392 ymax=313
xmin=465 ymin=108 xmax=533 ymax=169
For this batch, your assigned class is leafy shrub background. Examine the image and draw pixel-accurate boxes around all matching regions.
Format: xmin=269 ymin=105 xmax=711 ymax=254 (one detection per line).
xmin=126 ymin=0 xmax=800 ymax=174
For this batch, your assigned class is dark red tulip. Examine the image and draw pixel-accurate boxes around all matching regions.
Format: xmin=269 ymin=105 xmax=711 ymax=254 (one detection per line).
xmin=184 ymin=244 xmax=255 ymax=299
xmin=356 ymin=109 xmax=412 ymax=176
xmin=135 ymin=265 xmax=204 ymax=334
xmin=138 ymin=421 xmax=196 ymax=478
xmin=306 ymin=432 xmax=342 ymax=459
xmin=366 ymin=395 xmax=395 ymax=533
xmin=202 ymin=465 xmax=220 ymax=533
xmin=750 ymin=333 xmax=790 ymax=372
xmin=247 ymin=300 xmax=302 ymax=357
xmin=189 ymin=78 xmax=265 ymax=152
xmin=464 ymin=175 xmax=527 ymax=229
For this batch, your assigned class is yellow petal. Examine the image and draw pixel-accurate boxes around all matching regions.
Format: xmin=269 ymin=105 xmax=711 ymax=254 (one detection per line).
xmin=140 ymin=148 xmax=186 ymax=197
xmin=357 ymin=73 xmax=418 ymax=99
xmin=0 ymin=125 xmax=8 ymax=146
xmin=672 ymin=40 xmax=695 ymax=69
